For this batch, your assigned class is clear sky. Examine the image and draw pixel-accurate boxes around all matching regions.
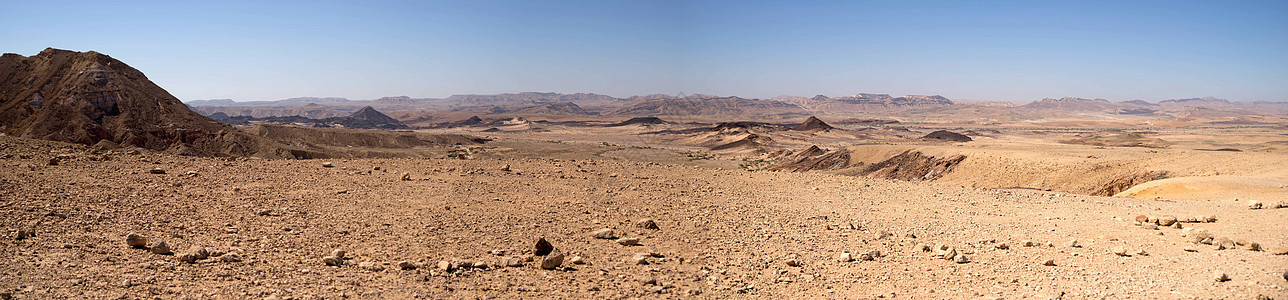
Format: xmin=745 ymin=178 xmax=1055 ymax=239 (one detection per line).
xmin=2 ymin=0 xmax=1286 ymax=102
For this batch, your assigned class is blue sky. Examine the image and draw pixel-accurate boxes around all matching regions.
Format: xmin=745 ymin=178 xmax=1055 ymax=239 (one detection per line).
xmin=2 ymin=0 xmax=1285 ymax=102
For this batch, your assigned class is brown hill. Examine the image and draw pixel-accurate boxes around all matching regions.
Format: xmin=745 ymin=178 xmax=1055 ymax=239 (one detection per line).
xmin=349 ymin=106 xmax=401 ymax=125
xmin=0 ymin=48 xmax=306 ymax=158
xmin=791 ymin=116 xmax=834 ymax=131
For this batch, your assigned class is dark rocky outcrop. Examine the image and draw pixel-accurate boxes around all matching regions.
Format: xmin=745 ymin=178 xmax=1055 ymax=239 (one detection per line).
xmin=792 ymin=116 xmax=834 ymax=131
xmin=921 ymin=130 xmax=972 ymax=142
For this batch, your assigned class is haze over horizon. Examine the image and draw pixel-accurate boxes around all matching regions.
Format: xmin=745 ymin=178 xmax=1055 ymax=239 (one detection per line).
xmin=3 ymin=0 xmax=1286 ymax=103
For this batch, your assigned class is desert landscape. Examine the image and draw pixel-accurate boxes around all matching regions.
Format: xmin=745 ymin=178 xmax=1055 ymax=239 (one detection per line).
xmin=0 ymin=48 xmax=1286 ymax=300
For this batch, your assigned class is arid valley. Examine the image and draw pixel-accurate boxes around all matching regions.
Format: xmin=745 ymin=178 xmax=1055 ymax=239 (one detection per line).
xmin=1 ymin=48 xmax=1286 ymax=299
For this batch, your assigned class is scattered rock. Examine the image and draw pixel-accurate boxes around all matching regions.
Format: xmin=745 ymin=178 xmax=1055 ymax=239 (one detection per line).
xmin=570 ymin=256 xmax=586 ymax=265
xmin=1022 ymin=240 xmax=1037 ymax=247
xmin=219 ymin=253 xmax=241 ymax=262
xmin=1183 ymin=245 xmax=1198 ymax=252
xmin=1111 ymin=247 xmax=1128 ymax=256
xmin=451 ymin=259 xmax=474 ymax=270
xmin=1158 ymin=215 xmax=1177 ymax=226
xmin=149 ymin=167 xmax=165 ymax=174
xmin=837 ymin=252 xmax=853 ymax=262
xmin=857 ymin=253 xmax=874 ymax=261
xmin=914 ymin=244 xmax=931 ymax=252
xmin=591 ymin=228 xmax=616 ymax=239
xmin=401 ymin=172 xmax=411 ymax=181
xmin=617 ymin=237 xmax=641 ymax=246
xmin=541 ymin=248 xmax=564 ymax=269
xmin=534 ymin=237 xmax=554 ymax=256
xmin=1134 ymin=215 xmax=1148 ymax=223
xmin=1216 ymin=237 xmax=1236 ymax=250
xmin=358 ymin=261 xmax=383 ymax=271
xmin=952 ymin=254 xmax=969 ymax=264
xmin=936 ymin=247 xmax=957 ymax=260
xmin=125 ymin=233 xmax=148 ymax=248
xmin=1041 ymin=259 xmax=1056 ymax=266
xmin=331 ymin=249 xmax=347 ymax=258
xmin=1202 ymin=216 xmax=1217 ymax=223
xmin=189 ymin=247 xmax=209 ymax=259
xmin=176 ymin=253 xmax=197 ymax=263
xmin=323 ymin=256 xmax=344 ymax=266
xmin=874 ymin=231 xmax=893 ymax=239
xmin=150 ymin=241 xmax=171 ymax=255
xmin=1268 ymin=247 xmax=1288 ymax=255
xmin=630 ymin=253 xmax=651 ymax=265
xmin=1213 ymin=271 xmax=1230 ymax=282
xmin=1142 ymin=223 xmax=1158 ymax=230
xmin=636 ymin=219 xmax=660 ymax=230
xmin=1064 ymin=239 xmax=1080 ymax=248
xmin=13 ymin=229 xmax=33 ymax=240
xmin=1186 ymin=229 xmax=1212 ymax=244
xmin=472 ymin=261 xmax=489 ymax=269
xmin=322 ymin=162 xmax=334 ymax=168
xmin=1246 ymin=242 xmax=1262 ymax=251
xmin=784 ymin=259 xmax=801 ymax=267
xmin=437 ymin=261 xmax=453 ymax=271
xmin=1248 ymin=200 xmax=1262 ymax=209
xmin=397 ymin=261 xmax=416 ymax=270
xmin=994 ymin=242 xmax=1009 ymax=250
xmin=502 ymin=257 xmax=523 ymax=267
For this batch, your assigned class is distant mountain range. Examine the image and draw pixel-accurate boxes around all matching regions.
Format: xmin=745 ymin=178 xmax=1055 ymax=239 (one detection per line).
xmin=185 ymin=92 xmax=1288 ymax=119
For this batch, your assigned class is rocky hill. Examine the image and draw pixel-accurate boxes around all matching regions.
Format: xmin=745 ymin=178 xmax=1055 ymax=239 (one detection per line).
xmin=608 ymin=96 xmax=803 ymax=116
xmin=445 ymin=92 xmax=626 ymax=107
xmin=0 ymin=48 xmax=307 ymax=158
xmin=191 ymin=103 xmax=354 ymax=119
xmin=783 ymin=93 xmax=953 ymax=111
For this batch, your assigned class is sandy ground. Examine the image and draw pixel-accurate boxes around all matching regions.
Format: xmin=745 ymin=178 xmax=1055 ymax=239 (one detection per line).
xmin=2 ymin=134 xmax=1286 ymax=299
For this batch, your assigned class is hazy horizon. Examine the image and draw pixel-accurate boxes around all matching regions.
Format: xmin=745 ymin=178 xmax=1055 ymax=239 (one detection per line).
xmin=176 ymin=92 xmax=1241 ymax=104
xmin=3 ymin=1 xmax=1286 ymax=103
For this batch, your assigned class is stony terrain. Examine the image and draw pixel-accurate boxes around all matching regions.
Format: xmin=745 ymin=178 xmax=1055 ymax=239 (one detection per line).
xmin=2 ymin=134 xmax=1285 ymax=299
